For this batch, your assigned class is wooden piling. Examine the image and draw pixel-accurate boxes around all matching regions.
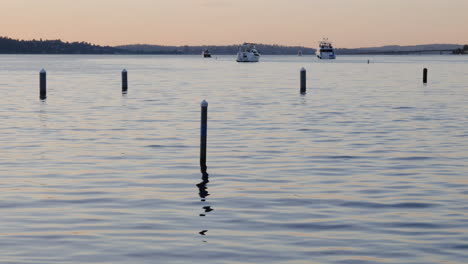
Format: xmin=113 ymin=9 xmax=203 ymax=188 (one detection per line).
xmin=300 ymin=67 xmax=306 ymax=94
xmin=40 ymin=69 xmax=46 ymax=100
xmin=423 ymin=68 xmax=428 ymax=84
xmin=122 ymin=69 xmax=128 ymax=92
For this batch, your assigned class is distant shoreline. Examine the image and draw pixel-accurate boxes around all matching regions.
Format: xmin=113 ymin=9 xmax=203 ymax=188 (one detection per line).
xmin=1 ymin=37 xmax=465 ymax=55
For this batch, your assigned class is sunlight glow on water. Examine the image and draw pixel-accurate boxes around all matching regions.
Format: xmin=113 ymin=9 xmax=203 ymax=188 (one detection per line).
xmin=0 ymin=54 xmax=467 ymax=263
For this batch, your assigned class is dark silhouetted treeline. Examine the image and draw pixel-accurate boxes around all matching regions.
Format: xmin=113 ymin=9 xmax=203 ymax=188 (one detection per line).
xmin=453 ymin=45 xmax=468 ymax=54
xmin=0 ymin=37 xmax=124 ymax=54
xmin=0 ymin=37 xmax=316 ymax=55
xmin=6 ymin=36 xmax=463 ymax=56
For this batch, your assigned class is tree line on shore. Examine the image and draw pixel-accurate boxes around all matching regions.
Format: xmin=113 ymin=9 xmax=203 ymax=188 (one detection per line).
xmin=2 ymin=36 xmax=466 ymax=55
xmin=452 ymin=45 xmax=468 ymax=54
xmin=0 ymin=37 xmax=124 ymax=54
xmin=0 ymin=37 xmax=315 ymax=55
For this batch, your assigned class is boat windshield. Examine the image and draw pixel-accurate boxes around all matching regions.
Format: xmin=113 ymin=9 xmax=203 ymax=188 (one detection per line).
xmin=240 ymin=44 xmax=257 ymax=52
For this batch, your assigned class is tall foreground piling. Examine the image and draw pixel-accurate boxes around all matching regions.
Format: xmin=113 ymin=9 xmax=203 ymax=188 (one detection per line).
xmin=122 ymin=69 xmax=128 ymax=92
xmin=300 ymin=67 xmax=306 ymax=94
xmin=40 ymin=69 xmax=46 ymax=100
xmin=423 ymin=68 xmax=428 ymax=84
xmin=200 ymin=100 xmax=208 ymax=171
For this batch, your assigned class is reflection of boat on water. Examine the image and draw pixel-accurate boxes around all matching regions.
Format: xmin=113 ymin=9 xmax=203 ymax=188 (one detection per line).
xmin=236 ymin=43 xmax=260 ymax=62
xmin=202 ymin=49 xmax=212 ymax=58
xmin=317 ymin=38 xmax=336 ymax=59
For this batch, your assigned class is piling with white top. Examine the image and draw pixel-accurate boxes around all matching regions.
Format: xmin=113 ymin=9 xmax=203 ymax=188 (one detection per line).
xmin=200 ymin=100 xmax=208 ymax=171
xmin=122 ymin=69 xmax=128 ymax=92
xmin=40 ymin=69 xmax=46 ymax=100
xmin=300 ymin=67 xmax=306 ymax=94
xmin=423 ymin=68 xmax=428 ymax=84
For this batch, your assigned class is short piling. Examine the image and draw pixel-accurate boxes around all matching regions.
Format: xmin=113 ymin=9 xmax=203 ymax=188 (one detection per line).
xmin=423 ymin=68 xmax=428 ymax=84
xmin=300 ymin=67 xmax=306 ymax=94
xmin=40 ymin=69 xmax=46 ymax=100
xmin=200 ymin=100 xmax=208 ymax=171
xmin=122 ymin=69 xmax=128 ymax=92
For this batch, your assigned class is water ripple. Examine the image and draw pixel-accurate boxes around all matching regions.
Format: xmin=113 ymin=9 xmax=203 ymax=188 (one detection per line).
xmin=1 ymin=55 xmax=467 ymax=264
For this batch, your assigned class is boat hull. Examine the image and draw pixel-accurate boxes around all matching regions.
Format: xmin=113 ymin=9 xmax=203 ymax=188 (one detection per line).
xmin=236 ymin=52 xmax=260 ymax=62
xmin=318 ymin=51 xmax=336 ymax=59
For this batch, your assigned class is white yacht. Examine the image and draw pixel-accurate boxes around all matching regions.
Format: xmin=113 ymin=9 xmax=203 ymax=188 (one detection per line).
xmin=236 ymin=43 xmax=260 ymax=62
xmin=317 ymin=38 xmax=336 ymax=59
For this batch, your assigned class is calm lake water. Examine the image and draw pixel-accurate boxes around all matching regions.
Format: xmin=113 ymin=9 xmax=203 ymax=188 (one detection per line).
xmin=0 ymin=54 xmax=467 ymax=263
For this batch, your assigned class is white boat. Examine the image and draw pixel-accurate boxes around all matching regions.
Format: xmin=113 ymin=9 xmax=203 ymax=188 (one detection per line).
xmin=317 ymin=38 xmax=336 ymax=59
xmin=236 ymin=43 xmax=260 ymax=62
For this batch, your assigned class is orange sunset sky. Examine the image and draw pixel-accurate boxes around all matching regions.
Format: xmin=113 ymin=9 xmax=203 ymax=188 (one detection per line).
xmin=1 ymin=0 xmax=467 ymax=48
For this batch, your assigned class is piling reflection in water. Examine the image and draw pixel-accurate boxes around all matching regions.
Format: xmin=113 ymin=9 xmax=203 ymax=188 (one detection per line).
xmin=197 ymin=168 xmax=213 ymax=236
xmin=197 ymin=169 xmax=209 ymax=202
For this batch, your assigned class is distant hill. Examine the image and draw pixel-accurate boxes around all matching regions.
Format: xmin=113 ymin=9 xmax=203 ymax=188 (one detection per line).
xmin=336 ymin=44 xmax=463 ymax=55
xmin=0 ymin=36 xmax=465 ymax=55
xmin=0 ymin=36 xmax=123 ymax=54
xmin=116 ymin=44 xmax=316 ymax=55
